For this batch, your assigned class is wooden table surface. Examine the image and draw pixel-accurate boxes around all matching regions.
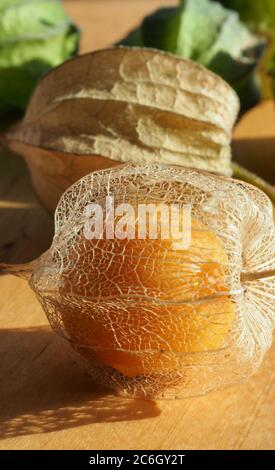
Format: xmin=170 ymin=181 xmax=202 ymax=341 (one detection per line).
xmin=0 ymin=0 xmax=274 ymax=450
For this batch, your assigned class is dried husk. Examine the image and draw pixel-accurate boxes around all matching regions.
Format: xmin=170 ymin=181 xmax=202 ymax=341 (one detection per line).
xmin=5 ymin=47 xmax=240 ymax=212
xmin=2 ymin=164 xmax=274 ymax=399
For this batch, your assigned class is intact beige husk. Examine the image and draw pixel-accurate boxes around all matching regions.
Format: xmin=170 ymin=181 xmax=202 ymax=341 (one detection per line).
xmin=4 ymin=164 xmax=273 ymax=399
xmin=5 ymin=47 xmax=240 ymax=212
xmin=9 ymin=143 xmax=119 ymax=213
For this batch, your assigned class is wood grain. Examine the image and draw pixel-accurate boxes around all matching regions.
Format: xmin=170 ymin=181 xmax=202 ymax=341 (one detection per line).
xmin=0 ymin=0 xmax=274 ymax=450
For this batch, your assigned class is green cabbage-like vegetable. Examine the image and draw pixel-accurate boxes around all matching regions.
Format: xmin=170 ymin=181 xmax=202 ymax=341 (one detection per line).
xmin=119 ymin=0 xmax=266 ymax=112
xmin=0 ymin=0 xmax=80 ymax=114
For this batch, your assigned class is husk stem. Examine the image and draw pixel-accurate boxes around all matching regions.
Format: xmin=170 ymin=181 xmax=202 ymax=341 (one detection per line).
xmin=0 ymin=262 xmax=34 ymax=280
xmin=241 ymin=269 xmax=275 ymax=282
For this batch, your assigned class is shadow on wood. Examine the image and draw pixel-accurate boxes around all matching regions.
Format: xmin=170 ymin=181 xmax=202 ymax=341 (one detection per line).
xmin=233 ymin=137 xmax=275 ymax=185
xmin=0 ymin=327 xmax=161 ymax=439
xmin=0 ymin=145 xmax=54 ymax=265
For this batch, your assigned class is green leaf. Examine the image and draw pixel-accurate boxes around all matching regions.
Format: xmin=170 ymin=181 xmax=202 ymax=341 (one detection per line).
xmin=119 ymin=0 xmax=266 ymax=112
xmin=0 ymin=0 xmax=80 ymax=114
xmin=214 ymin=1 xmax=275 ymax=95
xmin=214 ymin=1 xmax=275 ymax=32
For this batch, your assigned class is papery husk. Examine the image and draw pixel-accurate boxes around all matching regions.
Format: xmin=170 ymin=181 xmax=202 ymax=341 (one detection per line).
xmin=9 ymin=143 xmax=119 ymax=213
xmin=5 ymin=47 xmax=240 ymax=212
xmin=3 ymin=164 xmax=274 ymax=399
